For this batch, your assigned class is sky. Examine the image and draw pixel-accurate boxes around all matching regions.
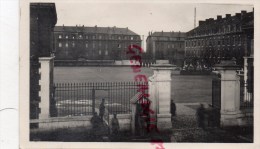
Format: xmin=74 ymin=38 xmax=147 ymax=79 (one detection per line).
xmin=54 ymin=2 xmax=253 ymax=49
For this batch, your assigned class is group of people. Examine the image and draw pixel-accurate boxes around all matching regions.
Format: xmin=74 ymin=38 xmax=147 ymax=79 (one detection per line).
xmin=90 ymin=98 xmax=120 ymax=136
xmin=91 ymin=98 xmax=207 ymax=139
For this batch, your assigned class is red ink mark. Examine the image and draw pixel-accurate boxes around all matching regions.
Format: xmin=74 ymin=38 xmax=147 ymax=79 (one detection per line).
xmin=134 ymin=74 xmax=148 ymax=82
xmin=151 ymin=140 xmax=165 ymax=149
xmin=127 ymin=44 xmax=164 ymax=149
xmin=127 ymin=44 xmax=144 ymax=55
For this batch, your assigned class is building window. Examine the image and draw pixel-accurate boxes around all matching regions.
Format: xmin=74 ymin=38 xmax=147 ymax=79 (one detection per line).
xmin=118 ymin=36 xmax=121 ymax=40
xmin=72 ymin=35 xmax=75 ymax=39
xmin=131 ymin=36 xmax=134 ymax=40
xmin=99 ymin=50 xmax=101 ymax=55
xmin=218 ymin=40 xmax=221 ymax=46
xmin=59 ymin=35 xmax=62 ymax=39
xmin=118 ymin=44 xmax=121 ymax=48
xmin=238 ymin=36 xmax=241 ymax=45
xmin=65 ymin=35 xmax=68 ymax=39
xmin=79 ymin=35 xmax=83 ymax=39
xmin=93 ymin=42 xmax=95 ymax=48
xmin=93 ymin=35 xmax=96 ymax=39
xmin=72 ymin=42 xmax=75 ymax=47
xmin=99 ymin=35 xmax=102 ymax=39
xmin=65 ymin=43 xmax=68 ymax=47
xmin=86 ymin=43 xmax=88 ymax=48
xmin=105 ymin=50 xmax=108 ymax=55
xmin=99 ymin=42 xmax=102 ymax=47
xmin=59 ymin=42 xmax=62 ymax=47
xmin=233 ymin=36 xmax=236 ymax=46
xmin=172 ymin=44 xmax=175 ymax=48
xmin=86 ymin=35 xmax=88 ymax=39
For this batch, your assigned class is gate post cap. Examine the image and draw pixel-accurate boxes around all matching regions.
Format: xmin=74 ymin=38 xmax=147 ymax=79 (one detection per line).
xmin=213 ymin=58 xmax=240 ymax=71
xmin=150 ymin=64 xmax=176 ymax=70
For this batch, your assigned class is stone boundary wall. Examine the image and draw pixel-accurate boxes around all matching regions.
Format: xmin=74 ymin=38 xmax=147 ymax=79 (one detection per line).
xmin=30 ymin=114 xmax=132 ymax=132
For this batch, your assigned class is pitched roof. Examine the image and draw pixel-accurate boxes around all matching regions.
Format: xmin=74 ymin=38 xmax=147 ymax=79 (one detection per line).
xmin=54 ymin=26 xmax=139 ymax=36
xmin=150 ymin=31 xmax=186 ymax=38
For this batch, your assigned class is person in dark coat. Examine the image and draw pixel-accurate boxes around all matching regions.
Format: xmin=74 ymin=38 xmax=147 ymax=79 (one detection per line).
xmin=91 ymin=112 xmax=102 ymax=129
xmin=170 ymin=100 xmax=176 ymax=117
xmin=111 ymin=114 xmax=120 ymax=135
xmin=99 ymin=98 xmax=105 ymax=120
xmin=196 ymin=104 xmax=205 ymax=129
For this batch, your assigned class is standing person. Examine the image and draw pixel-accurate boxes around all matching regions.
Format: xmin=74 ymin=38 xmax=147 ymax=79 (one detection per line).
xmin=111 ymin=114 xmax=120 ymax=135
xmin=90 ymin=112 xmax=102 ymax=139
xmin=170 ymin=100 xmax=176 ymax=117
xmin=91 ymin=112 xmax=101 ymax=129
xmin=99 ymin=98 xmax=105 ymax=120
xmin=196 ymin=103 xmax=205 ymax=129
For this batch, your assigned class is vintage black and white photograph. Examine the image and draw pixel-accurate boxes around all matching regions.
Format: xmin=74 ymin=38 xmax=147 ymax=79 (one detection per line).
xmin=25 ymin=0 xmax=255 ymax=145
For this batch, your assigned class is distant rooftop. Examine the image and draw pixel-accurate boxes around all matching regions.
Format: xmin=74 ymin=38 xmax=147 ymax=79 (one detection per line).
xmin=188 ymin=10 xmax=254 ymax=34
xmin=54 ymin=25 xmax=139 ymax=36
xmin=149 ymin=31 xmax=186 ymax=38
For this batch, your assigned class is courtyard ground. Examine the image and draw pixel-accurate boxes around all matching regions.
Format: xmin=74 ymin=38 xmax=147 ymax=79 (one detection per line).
xmin=54 ymin=66 xmax=212 ymax=104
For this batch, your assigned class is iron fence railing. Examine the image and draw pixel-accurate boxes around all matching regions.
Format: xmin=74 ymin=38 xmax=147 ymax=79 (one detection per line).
xmin=240 ymin=79 xmax=253 ymax=109
xmin=52 ymin=82 xmax=148 ymax=117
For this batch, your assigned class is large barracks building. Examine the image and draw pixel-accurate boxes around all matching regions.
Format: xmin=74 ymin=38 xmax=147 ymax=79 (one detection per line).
xmin=53 ymin=25 xmax=141 ymax=60
xmin=185 ymin=10 xmax=254 ymax=68
xmin=146 ymin=31 xmax=186 ymax=67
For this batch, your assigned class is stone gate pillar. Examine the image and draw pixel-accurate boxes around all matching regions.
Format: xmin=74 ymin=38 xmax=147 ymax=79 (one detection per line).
xmin=214 ymin=59 xmax=241 ymax=127
xmin=38 ymin=57 xmax=54 ymax=119
xmin=149 ymin=63 xmax=175 ymax=131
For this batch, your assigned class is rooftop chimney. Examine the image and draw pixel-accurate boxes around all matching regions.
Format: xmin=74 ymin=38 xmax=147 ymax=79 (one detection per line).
xmin=226 ymin=14 xmax=231 ymax=18
xmin=241 ymin=10 xmax=247 ymax=14
xmin=199 ymin=21 xmax=205 ymax=26
xmin=235 ymin=13 xmax=241 ymax=19
xmin=217 ymin=15 xmax=222 ymax=20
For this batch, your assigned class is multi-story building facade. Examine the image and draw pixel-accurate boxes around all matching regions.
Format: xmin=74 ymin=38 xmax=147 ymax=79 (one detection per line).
xmin=54 ymin=26 xmax=141 ymax=60
xmin=146 ymin=31 xmax=186 ymax=67
xmin=30 ymin=3 xmax=57 ymax=122
xmin=185 ymin=10 xmax=254 ymax=69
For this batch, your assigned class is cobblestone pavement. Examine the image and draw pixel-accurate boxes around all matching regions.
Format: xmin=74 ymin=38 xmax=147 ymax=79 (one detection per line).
xmin=171 ymin=103 xmax=253 ymax=143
